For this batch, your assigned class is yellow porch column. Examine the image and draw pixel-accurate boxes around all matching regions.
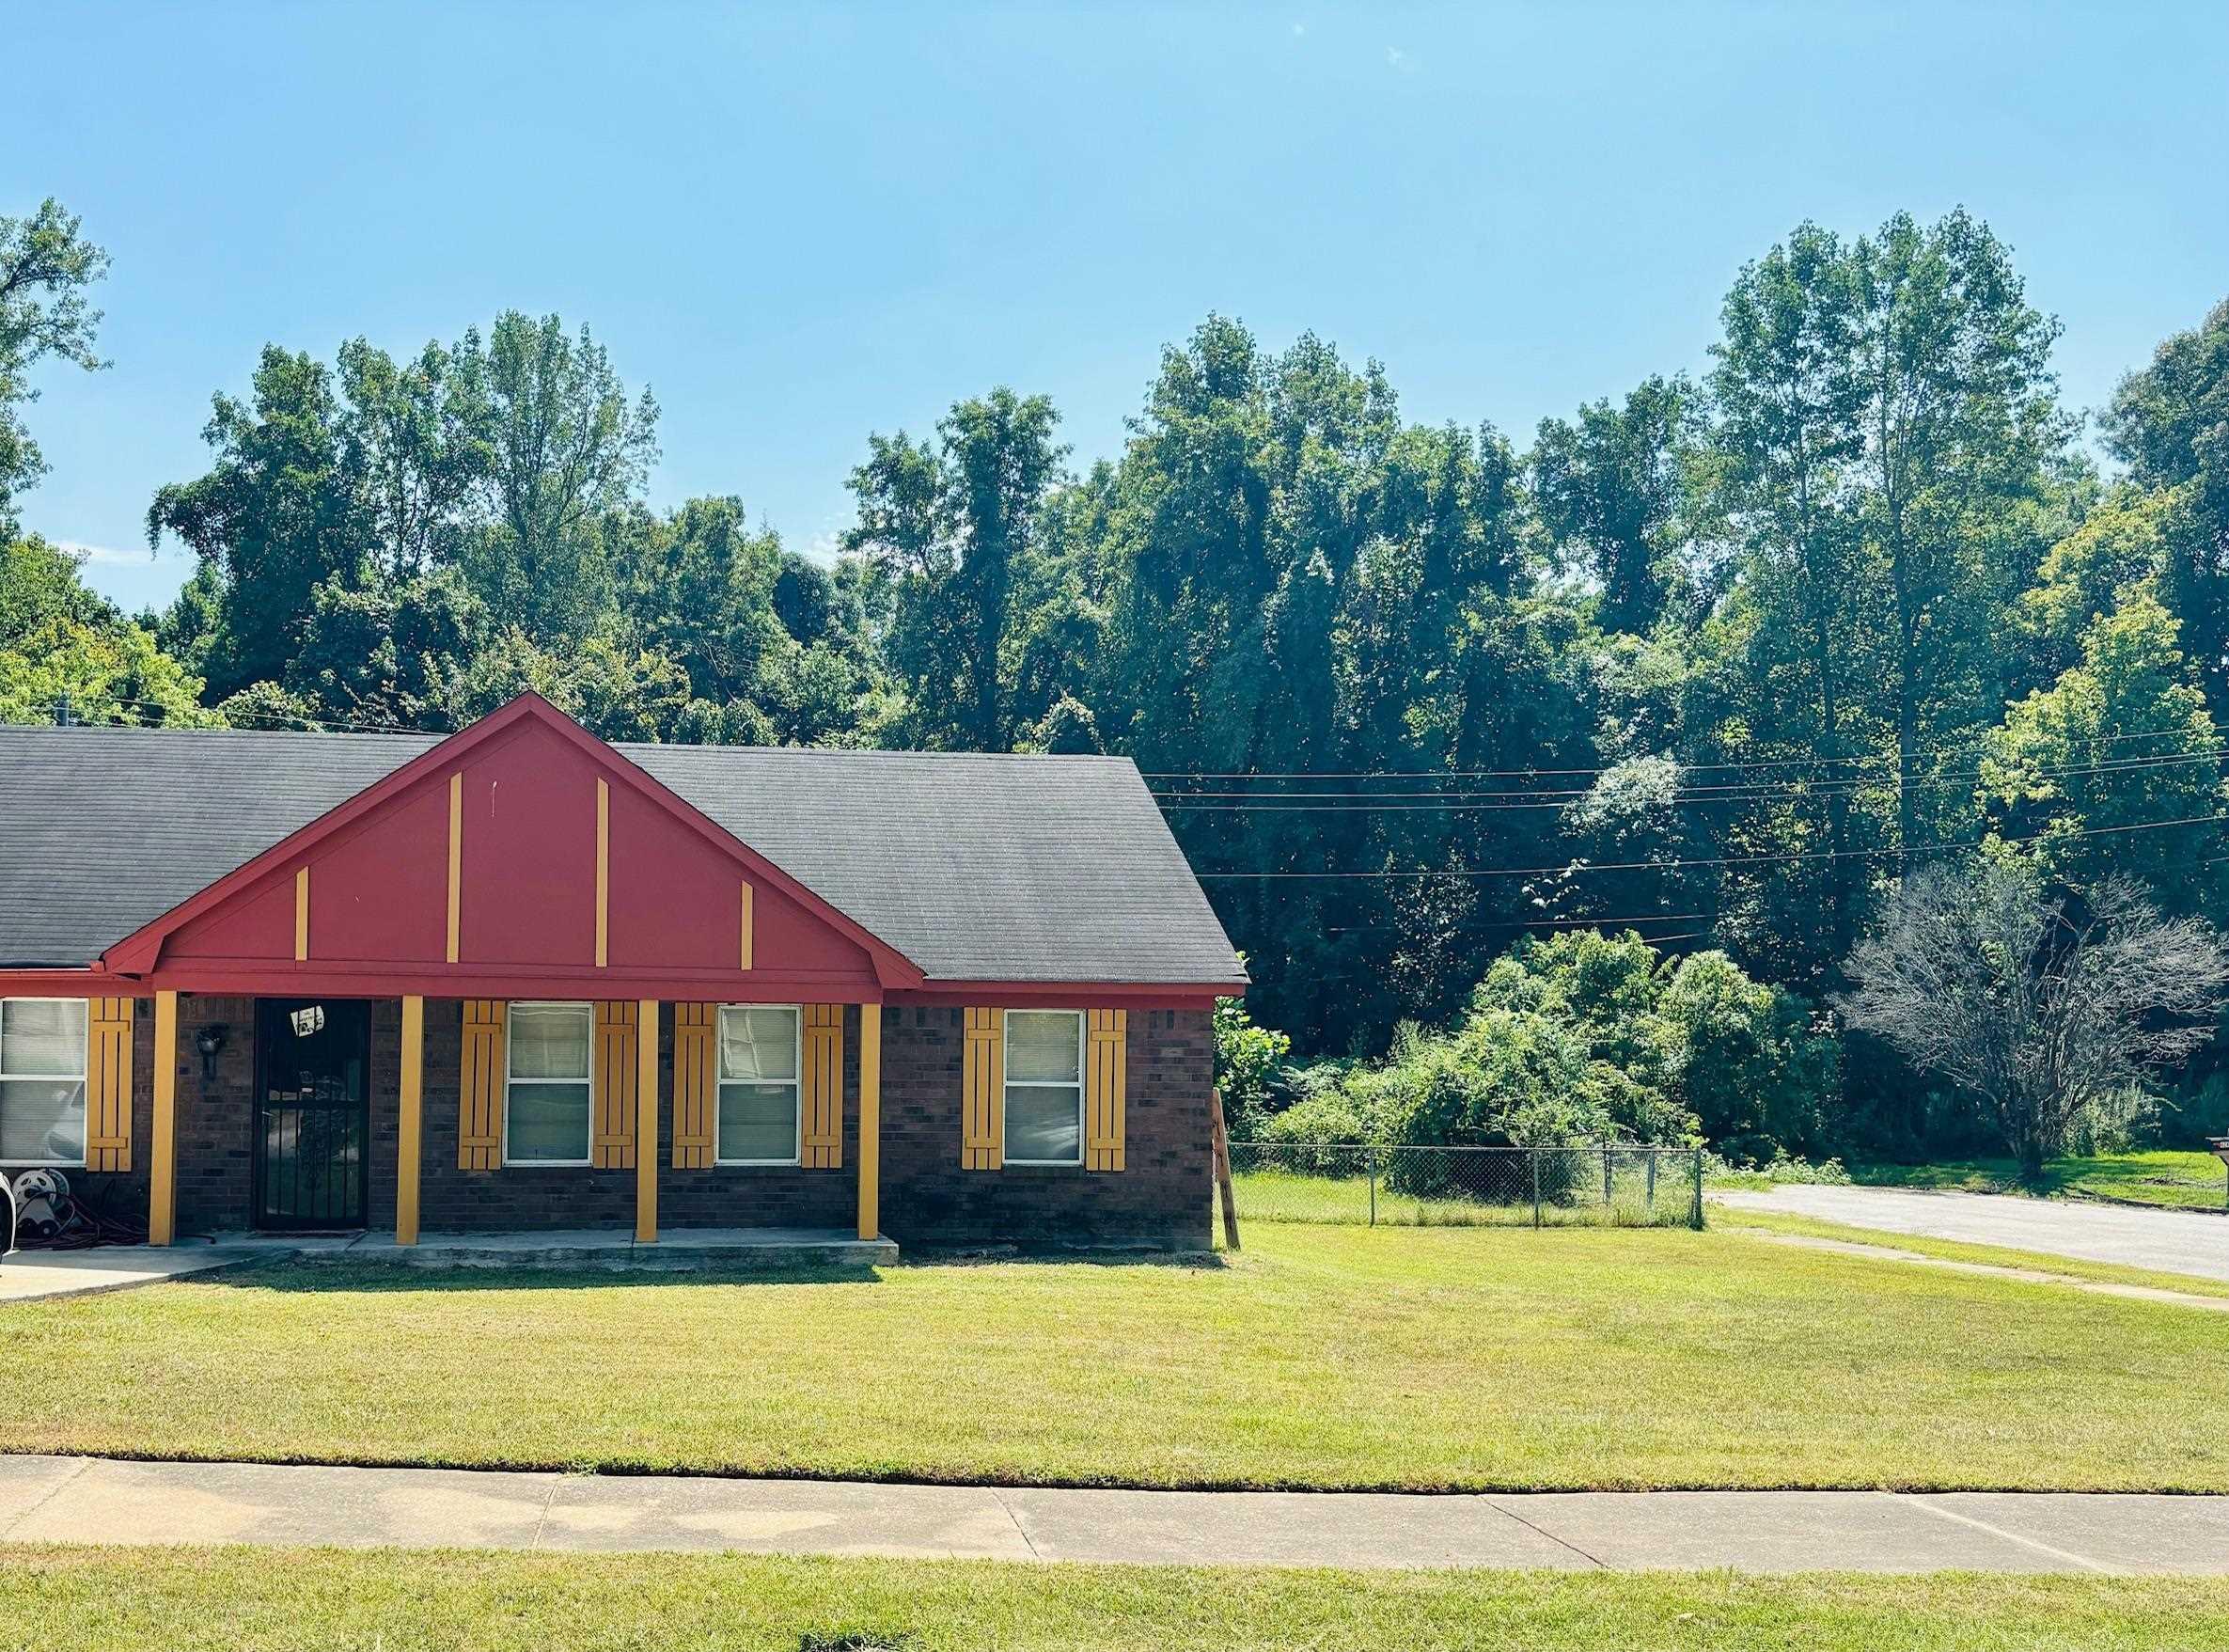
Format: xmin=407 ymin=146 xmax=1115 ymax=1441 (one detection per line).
xmin=396 ymin=996 xmax=424 ymax=1245
xmin=635 ymin=999 xmax=659 ymax=1242
xmin=148 ymin=989 xmax=178 ymax=1246
xmin=857 ymin=1003 xmax=881 ymax=1240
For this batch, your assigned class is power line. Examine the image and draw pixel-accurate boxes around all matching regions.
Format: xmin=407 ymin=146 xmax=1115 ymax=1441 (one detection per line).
xmin=1324 ymin=911 xmax=1715 ymax=933
xmin=1152 ymin=747 xmax=2229 ymax=812
xmin=1143 ymin=719 xmax=2226 ymax=784
xmin=1193 ymin=810 xmax=2226 ymax=880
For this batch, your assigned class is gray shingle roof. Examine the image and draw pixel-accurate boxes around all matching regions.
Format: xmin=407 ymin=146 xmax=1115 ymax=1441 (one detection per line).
xmin=0 ymin=725 xmax=1245 ymax=986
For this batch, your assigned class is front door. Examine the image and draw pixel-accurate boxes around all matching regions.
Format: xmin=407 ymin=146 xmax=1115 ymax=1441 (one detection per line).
xmin=254 ymin=999 xmax=370 ymax=1231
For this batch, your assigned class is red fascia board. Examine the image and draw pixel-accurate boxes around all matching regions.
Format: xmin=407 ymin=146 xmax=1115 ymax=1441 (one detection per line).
xmin=99 ymin=693 xmax=925 ymax=988
xmin=892 ymin=980 xmax=1244 ymax=1011
xmin=0 ymin=968 xmax=148 ymax=998
xmin=0 ymin=968 xmax=1246 ymax=1010
xmin=136 ymin=965 xmax=882 ymax=1002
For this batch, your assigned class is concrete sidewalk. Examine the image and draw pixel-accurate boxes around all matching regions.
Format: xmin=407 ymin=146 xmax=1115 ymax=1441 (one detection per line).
xmin=3 ymin=1455 xmax=2225 ymax=1573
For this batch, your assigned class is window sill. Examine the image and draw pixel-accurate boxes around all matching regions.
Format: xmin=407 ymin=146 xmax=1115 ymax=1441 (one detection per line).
xmin=713 ymin=1159 xmax=803 ymax=1169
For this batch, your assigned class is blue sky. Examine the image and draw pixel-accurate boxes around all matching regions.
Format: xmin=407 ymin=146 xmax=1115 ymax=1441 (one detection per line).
xmin=10 ymin=2 xmax=2228 ymax=614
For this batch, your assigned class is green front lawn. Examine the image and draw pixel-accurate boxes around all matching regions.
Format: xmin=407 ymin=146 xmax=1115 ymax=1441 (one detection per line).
xmin=1855 ymin=1149 xmax=2229 ymax=1210
xmin=4 ymin=1224 xmax=2226 ymax=1492
xmin=6 ymin=1546 xmax=2228 ymax=1652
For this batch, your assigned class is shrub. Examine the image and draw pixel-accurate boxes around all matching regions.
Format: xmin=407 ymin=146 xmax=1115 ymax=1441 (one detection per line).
xmin=1264 ymin=929 xmax=1839 ymax=1166
xmin=1212 ymin=989 xmax=1292 ymax=1137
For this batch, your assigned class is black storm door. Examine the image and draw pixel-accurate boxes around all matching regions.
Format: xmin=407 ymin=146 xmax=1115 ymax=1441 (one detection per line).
xmin=254 ymin=999 xmax=370 ymax=1231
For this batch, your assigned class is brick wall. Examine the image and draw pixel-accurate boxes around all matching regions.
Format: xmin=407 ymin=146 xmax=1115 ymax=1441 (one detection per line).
xmin=65 ymin=992 xmax=258 ymax=1238
xmin=878 ymin=1006 xmax=1213 ymax=1251
xmin=56 ymin=997 xmax=1214 ymax=1252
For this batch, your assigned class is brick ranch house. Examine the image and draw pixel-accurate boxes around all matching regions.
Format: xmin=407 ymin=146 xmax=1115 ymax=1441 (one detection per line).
xmin=0 ymin=695 xmax=1245 ymax=1253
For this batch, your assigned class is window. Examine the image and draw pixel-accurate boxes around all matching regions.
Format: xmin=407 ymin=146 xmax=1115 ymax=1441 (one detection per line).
xmin=504 ymin=1001 xmax=592 ymax=1166
xmin=1004 ymin=1009 xmax=1083 ymax=1166
xmin=717 ymin=1005 xmax=799 ymax=1164
xmin=0 ymin=998 xmax=87 ymax=1166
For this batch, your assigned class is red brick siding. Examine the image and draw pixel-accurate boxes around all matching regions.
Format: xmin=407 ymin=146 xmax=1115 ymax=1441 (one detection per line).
xmin=56 ymin=997 xmax=1214 ymax=1251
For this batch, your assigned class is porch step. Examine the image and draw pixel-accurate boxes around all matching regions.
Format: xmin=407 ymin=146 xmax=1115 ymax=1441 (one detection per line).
xmin=315 ymin=1227 xmax=898 ymax=1271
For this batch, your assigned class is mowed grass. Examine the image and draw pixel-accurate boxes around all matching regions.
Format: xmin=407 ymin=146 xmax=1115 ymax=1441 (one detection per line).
xmin=1857 ymin=1149 xmax=2229 ymax=1210
xmin=7 ymin=1546 xmax=2229 ymax=1652
xmin=4 ymin=1224 xmax=2227 ymax=1491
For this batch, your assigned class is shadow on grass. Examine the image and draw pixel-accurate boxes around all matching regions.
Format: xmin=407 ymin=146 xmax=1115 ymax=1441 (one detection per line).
xmin=179 ymin=1247 xmax=1233 ymax=1296
xmin=1853 ymin=1151 xmax=2228 ymax=1205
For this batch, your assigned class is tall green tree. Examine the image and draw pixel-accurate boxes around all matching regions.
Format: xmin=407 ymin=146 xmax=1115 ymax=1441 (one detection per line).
xmin=452 ymin=313 xmax=660 ymax=641
xmin=1846 ymin=210 xmax=2064 ymax=850
xmin=1532 ymin=375 xmax=1699 ymax=634
xmin=2105 ymin=296 xmax=2229 ymax=704
xmin=148 ymin=347 xmax=369 ymax=698
xmin=0 ymin=199 xmax=108 ymax=536
xmin=844 ymin=387 xmax=1066 ymax=750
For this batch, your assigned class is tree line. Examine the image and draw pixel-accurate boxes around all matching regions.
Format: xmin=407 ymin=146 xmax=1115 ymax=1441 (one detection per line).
xmin=8 ymin=196 xmax=2229 ymax=1156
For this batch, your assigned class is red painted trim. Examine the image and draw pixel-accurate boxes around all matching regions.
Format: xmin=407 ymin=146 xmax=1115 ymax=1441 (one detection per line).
xmin=0 ymin=969 xmax=149 ymax=999
xmin=136 ymin=965 xmax=882 ymax=1001
xmin=0 ymin=967 xmax=1243 ymax=1010
xmin=99 ymin=693 xmax=926 ymax=988
xmin=890 ymin=980 xmax=1244 ymax=1011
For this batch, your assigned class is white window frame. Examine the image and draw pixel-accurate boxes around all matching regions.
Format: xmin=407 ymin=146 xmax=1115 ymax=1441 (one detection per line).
xmin=501 ymin=999 xmax=595 ymax=1169
xmin=0 ymin=997 xmax=89 ymax=1169
xmin=715 ymin=1002 xmax=804 ymax=1167
xmin=1002 ymin=1008 xmax=1086 ymax=1168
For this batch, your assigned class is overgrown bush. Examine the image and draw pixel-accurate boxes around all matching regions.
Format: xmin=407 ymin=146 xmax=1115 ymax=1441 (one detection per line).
xmin=1249 ymin=930 xmax=1839 ymax=1164
xmin=1211 ymin=984 xmax=1292 ymax=1138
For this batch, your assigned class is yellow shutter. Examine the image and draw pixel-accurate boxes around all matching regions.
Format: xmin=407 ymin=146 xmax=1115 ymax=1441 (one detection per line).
xmin=961 ymin=1007 xmax=1004 ymax=1170
xmin=801 ymin=1004 xmax=844 ymax=1169
xmin=458 ymin=999 xmax=505 ymax=1170
xmin=591 ymin=1002 xmax=638 ymax=1169
xmin=85 ymin=997 xmax=135 ymax=1173
xmin=671 ymin=1002 xmax=716 ymax=1169
xmin=1085 ymin=1008 xmax=1127 ymax=1172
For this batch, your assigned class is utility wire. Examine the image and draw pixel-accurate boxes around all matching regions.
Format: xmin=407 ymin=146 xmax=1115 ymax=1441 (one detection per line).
xmin=1193 ymin=810 xmax=2226 ymax=880
xmin=1149 ymin=744 xmax=2229 ymax=807
xmin=1144 ymin=719 xmax=2228 ymax=783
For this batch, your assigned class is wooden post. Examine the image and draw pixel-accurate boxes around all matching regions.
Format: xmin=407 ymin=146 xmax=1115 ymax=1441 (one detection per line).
xmin=856 ymin=1004 xmax=881 ymax=1240
xmin=635 ymin=999 xmax=659 ymax=1242
xmin=148 ymin=989 xmax=179 ymax=1246
xmin=396 ymin=996 xmax=424 ymax=1246
xmin=1209 ymin=1087 xmax=1240 ymax=1251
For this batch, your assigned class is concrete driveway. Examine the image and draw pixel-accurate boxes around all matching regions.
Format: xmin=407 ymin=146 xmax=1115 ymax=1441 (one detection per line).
xmin=1714 ymin=1184 xmax=2229 ymax=1283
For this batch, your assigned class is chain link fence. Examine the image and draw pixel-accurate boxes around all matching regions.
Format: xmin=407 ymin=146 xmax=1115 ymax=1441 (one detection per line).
xmin=1226 ymin=1142 xmax=1703 ymax=1228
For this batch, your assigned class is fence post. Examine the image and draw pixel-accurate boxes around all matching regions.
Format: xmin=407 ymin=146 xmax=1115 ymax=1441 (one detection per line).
xmin=1530 ymin=1150 xmax=1542 ymax=1229
xmin=1603 ymin=1149 xmax=1613 ymax=1209
xmin=1367 ymin=1145 xmax=1378 ymax=1227
xmin=1646 ymin=1151 xmax=1657 ymax=1207
xmin=1208 ymin=1089 xmax=1240 ymax=1251
xmin=1690 ymin=1148 xmax=1704 ymax=1230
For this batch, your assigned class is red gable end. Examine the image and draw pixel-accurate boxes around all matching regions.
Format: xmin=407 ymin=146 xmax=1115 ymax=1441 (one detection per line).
xmin=104 ymin=696 xmax=922 ymax=1001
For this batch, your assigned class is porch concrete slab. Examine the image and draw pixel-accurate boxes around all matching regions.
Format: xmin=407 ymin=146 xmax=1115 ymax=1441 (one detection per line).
xmin=1002 ymin=1486 xmax=1589 ymax=1568
xmin=1917 ymin=1492 xmax=2229 ymax=1574
xmin=542 ymin=1473 xmax=1032 ymax=1560
xmin=1479 ymin=1489 xmax=2064 ymax=1574
xmin=0 ymin=1245 xmax=267 ymax=1303
xmin=337 ymin=1227 xmax=897 ymax=1270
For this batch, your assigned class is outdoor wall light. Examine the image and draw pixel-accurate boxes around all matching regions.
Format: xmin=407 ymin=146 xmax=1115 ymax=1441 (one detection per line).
xmin=194 ymin=1024 xmax=228 ymax=1084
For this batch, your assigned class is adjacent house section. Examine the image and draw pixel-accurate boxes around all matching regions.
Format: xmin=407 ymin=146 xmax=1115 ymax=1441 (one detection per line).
xmin=0 ymin=694 xmax=1243 ymax=1253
